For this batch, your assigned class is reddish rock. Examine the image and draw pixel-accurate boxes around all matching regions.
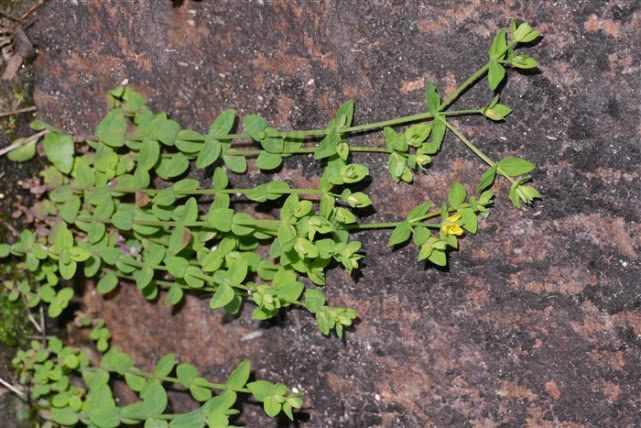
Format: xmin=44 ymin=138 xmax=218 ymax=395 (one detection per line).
xmin=25 ymin=1 xmax=641 ymax=426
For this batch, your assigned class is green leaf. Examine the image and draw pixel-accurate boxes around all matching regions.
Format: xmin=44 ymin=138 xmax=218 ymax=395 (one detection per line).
xmin=166 ymin=284 xmax=184 ymax=306
xmin=142 ymin=380 xmax=168 ymax=416
xmin=210 ymin=284 xmax=234 ymax=309
xmin=209 ymin=109 xmax=236 ymax=137
xmin=511 ymin=54 xmax=538 ymax=69
xmin=125 ymin=372 xmax=146 ymax=392
xmin=243 ymin=115 xmax=268 ymax=141
xmin=60 ymin=197 xmax=81 ymax=223
xmin=138 ymin=139 xmax=160 ymax=171
xmin=428 ymin=249 xmax=447 ymax=266
xmin=184 ymin=266 xmax=204 ymax=289
xmin=154 ymin=188 xmax=175 ymax=206
xmin=261 ymin=134 xmax=284 ymax=153
xmin=177 ymin=363 xmax=198 ymax=388
xmin=388 ymin=221 xmax=411 ymax=246
xmin=145 ymin=419 xmax=169 ymax=428
xmin=97 ymin=273 xmax=119 ymax=294
xmin=156 ymin=153 xmax=189 ymax=179
xmin=277 ymin=223 xmax=297 ymax=252
xmin=482 ymin=103 xmax=512 ymax=121
xmin=226 ymin=360 xmax=250 ymax=390
xmin=100 ymin=348 xmax=133 ymax=375
xmin=222 ymin=154 xmax=247 ymax=174
xmin=476 ymin=165 xmax=497 ymax=193
xmin=447 ymin=182 xmax=467 ymax=208
xmin=150 ymin=116 xmax=181 ymax=146
xmin=175 ymin=130 xmax=204 ymax=153
xmin=407 ymin=201 xmax=432 ymax=221
xmin=132 ymin=210 xmax=161 ymax=235
xmin=43 ymin=133 xmax=74 ymax=174
xmin=495 ymin=157 xmax=535 ymax=176
xmin=206 ymin=410 xmax=229 ymax=428
xmin=227 ymin=259 xmax=248 ymax=285
xmin=342 ymin=191 xmax=372 ymax=208
xmin=247 ymin=380 xmax=272 ymax=402
xmin=246 ymin=184 xmax=268 ymax=202
xmin=315 ymin=308 xmax=333 ymax=335
xmin=489 ymin=29 xmax=507 ymax=59
xmin=425 ymin=82 xmax=441 ymax=114
xmin=97 ymin=110 xmax=127 ymax=148
xmin=335 ymin=100 xmax=354 ymax=128
xmin=112 ymin=205 xmax=134 ymax=230
xmin=488 ymin=61 xmax=506 ymax=91
xmin=458 ymin=207 xmax=478 ymax=233
xmin=88 ymin=406 xmax=120 ymax=428
xmin=166 ymin=256 xmax=189 ymax=279
xmin=513 ymin=22 xmax=539 ymax=43
xmin=231 ymin=213 xmax=255 ymax=236
xmin=52 ymin=407 xmax=79 ymax=426
xmin=189 ymin=377 xmax=212 ymax=402
xmin=256 ymin=151 xmax=282 ymax=170
xmin=264 ymin=394 xmax=282 ymax=417
xmin=276 ymin=280 xmax=304 ymax=303
xmin=283 ymin=403 xmax=294 ymax=420
xmin=404 ymin=124 xmax=431 ymax=147
xmin=172 ymin=178 xmax=200 ymax=195
xmin=168 ymin=225 xmax=191 ymax=255
xmin=7 ymin=139 xmax=37 ymax=162
xmin=168 ymin=408 xmax=204 ymax=428
xmin=303 ymin=288 xmax=325 ymax=314
xmin=426 ymin=117 xmax=445 ymax=153
xmin=196 ymin=139 xmax=222 ymax=169
xmin=207 ymin=208 xmax=234 ymax=232
xmin=212 ymin=167 xmax=228 ymax=190
xmin=58 ymin=259 xmax=77 ymax=280
xmin=314 ymin=131 xmax=338 ymax=160
xmin=153 ymin=354 xmax=175 ymax=378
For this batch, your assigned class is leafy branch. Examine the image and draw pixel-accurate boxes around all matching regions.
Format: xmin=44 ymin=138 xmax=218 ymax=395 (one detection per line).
xmin=1 ymin=18 xmax=544 ymax=427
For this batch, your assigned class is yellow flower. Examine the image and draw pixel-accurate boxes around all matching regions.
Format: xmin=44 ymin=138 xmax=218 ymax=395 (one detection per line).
xmin=441 ymin=214 xmax=464 ymax=236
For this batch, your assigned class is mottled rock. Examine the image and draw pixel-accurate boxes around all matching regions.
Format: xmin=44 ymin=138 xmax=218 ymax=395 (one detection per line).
xmin=28 ymin=1 xmax=641 ymax=426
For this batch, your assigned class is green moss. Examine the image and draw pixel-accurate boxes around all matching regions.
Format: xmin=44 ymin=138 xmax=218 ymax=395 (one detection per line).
xmin=0 ymin=290 xmax=31 ymax=347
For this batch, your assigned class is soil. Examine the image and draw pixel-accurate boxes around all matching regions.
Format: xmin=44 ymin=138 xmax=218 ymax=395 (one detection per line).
xmin=2 ymin=1 xmax=641 ymax=426
xmin=0 ymin=1 xmax=43 ymax=426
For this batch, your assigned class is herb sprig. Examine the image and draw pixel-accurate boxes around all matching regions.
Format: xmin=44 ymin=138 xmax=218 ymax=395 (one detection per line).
xmin=0 ymin=19 xmax=543 ymax=427
xmin=11 ymin=319 xmax=302 ymax=427
xmin=1 ymin=20 xmax=541 ymax=339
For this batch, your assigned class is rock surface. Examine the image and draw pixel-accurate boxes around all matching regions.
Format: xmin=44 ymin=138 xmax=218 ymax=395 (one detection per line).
xmin=24 ymin=1 xmax=641 ymax=426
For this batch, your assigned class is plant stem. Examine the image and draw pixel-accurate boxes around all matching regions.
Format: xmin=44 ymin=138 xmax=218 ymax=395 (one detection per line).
xmin=440 ymin=40 xmax=518 ymax=111
xmin=344 ymin=221 xmax=441 ymax=231
xmin=100 ymin=186 xmax=326 ymax=197
xmin=442 ymin=119 xmax=516 ymax=184
xmin=211 ymin=108 xmax=481 ymax=142
xmin=337 ymin=108 xmax=481 ymax=135
xmin=440 ymin=64 xmax=490 ymax=111
xmin=0 ymin=377 xmax=26 ymax=401
xmin=0 ymin=130 xmax=48 ymax=157
xmin=0 ymin=106 xmax=37 ymax=118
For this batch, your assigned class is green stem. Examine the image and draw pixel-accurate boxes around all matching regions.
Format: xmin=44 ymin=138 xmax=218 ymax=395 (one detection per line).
xmin=440 ymin=40 xmax=518 ymax=111
xmin=440 ymin=64 xmax=490 ymax=111
xmin=94 ymin=186 xmax=327 ymax=197
xmin=224 ymin=145 xmax=394 ymax=156
xmin=128 ymin=367 xmax=253 ymax=393
xmin=442 ymin=119 xmax=516 ymax=184
xmin=344 ymin=221 xmax=441 ymax=231
xmin=211 ymin=108 xmax=481 ymax=142
xmin=337 ymin=109 xmax=480 ymax=135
